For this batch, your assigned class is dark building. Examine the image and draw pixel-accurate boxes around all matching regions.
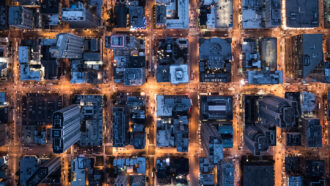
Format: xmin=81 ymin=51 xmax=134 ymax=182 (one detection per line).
xmin=0 ymin=5 xmax=8 ymax=31
xmin=303 ymin=118 xmax=322 ymax=147
xmin=286 ymin=0 xmax=318 ymax=27
xmin=52 ymin=105 xmax=81 ymax=153
xmin=258 ymin=96 xmax=299 ymax=128
xmin=22 ymin=93 xmax=63 ymax=126
xmin=285 ymin=157 xmax=301 ymax=174
xmin=40 ymin=0 xmax=59 ymax=14
xmin=200 ymin=96 xmax=233 ymax=121
xmin=264 ymin=0 xmax=281 ymax=28
xmin=306 ymin=160 xmax=324 ymax=178
xmin=218 ymin=159 xmax=234 ymax=186
xmin=242 ymin=158 xmax=274 ymax=186
xmin=244 ymin=125 xmax=270 ymax=155
xmin=112 ymin=107 xmax=129 ymax=147
xmin=114 ymin=5 xmax=128 ymax=28
xmin=244 ymin=95 xmax=259 ymax=124
xmin=26 ymin=157 xmax=61 ymax=186
xmin=287 ymin=34 xmax=323 ymax=80
xmin=9 ymin=6 xmax=34 ymax=29
xmin=286 ymin=132 xmax=302 ymax=146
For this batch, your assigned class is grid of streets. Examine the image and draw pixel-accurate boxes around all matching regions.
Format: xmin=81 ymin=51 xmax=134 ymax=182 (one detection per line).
xmin=1 ymin=0 xmax=330 ymax=185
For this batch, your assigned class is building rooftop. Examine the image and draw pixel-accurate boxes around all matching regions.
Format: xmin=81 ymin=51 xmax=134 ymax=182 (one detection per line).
xmin=75 ymin=95 xmax=103 ymax=147
xmin=129 ymin=6 xmax=145 ymax=29
xmin=304 ymin=118 xmax=322 ymax=147
xmin=156 ymin=95 xmax=191 ymax=117
xmin=301 ymin=34 xmax=323 ymax=79
xmin=200 ymin=96 xmax=233 ymax=121
xmin=286 ymin=0 xmax=318 ymax=27
xmin=242 ymin=159 xmax=274 ymax=186
xmin=156 ymin=0 xmax=189 ymax=29
xmin=199 ymin=174 xmax=214 ymax=186
xmin=20 ymin=156 xmax=39 ymax=186
xmin=199 ymin=38 xmax=232 ymax=82
xmin=247 ymin=71 xmax=283 ymax=84
xmin=200 ymin=0 xmax=233 ymax=28
xmin=113 ymin=157 xmax=146 ymax=174
xmin=242 ymin=0 xmax=280 ymax=28
xmin=301 ymin=91 xmax=316 ymax=117
xmin=218 ymin=159 xmax=234 ymax=186
xmin=306 ymin=160 xmax=324 ymax=177
xmin=219 ymin=123 xmax=233 ymax=148
xmin=169 ymin=64 xmax=189 ymax=84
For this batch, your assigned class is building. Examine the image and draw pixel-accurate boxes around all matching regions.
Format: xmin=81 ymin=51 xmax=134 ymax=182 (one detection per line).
xmin=71 ymin=157 xmax=102 ymax=186
xmin=75 ymin=95 xmax=103 ymax=147
xmin=288 ymin=176 xmax=303 ymax=186
xmin=169 ymin=64 xmax=189 ymax=84
xmin=113 ymin=157 xmax=146 ymax=174
xmin=306 ymin=160 xmax=324 ymax=178
xmin=0 ymin=92 xmax=8 ymax=124
xmin=19 ymin=45 xmax=44 ymax=81
xmin=218 ymin=159 xmax=234 ymax=186
xmin=286 ymin=0 xmax=318 ymax=27
xmin=156 ymin=95 xmax=191 ymax=152
xmin=156 ymin=38 xmax=189 ymax=83
xmin=248 ymin=71 xmax=283 ymax=84
xmin=0 ymin=5 xmax=8 ymax=31
xmin=112 ymin=94 xmax=146 ymax=149
xmin=199 ymin=174 xmax=214 ymax=186
xmin=199 ymin=0 xmax=233 ymax=28
xmin=154 ymin=5 xmax=166 ymax=27
xmin=50 ymin=33 xmax=84 ymax=59
xmin=156 ymin=0 xmax=189 ymax=29
xmin=301 ymin=91 xmax=316 ymax=117
xmin=199 ymin=38 xmax=232 ymax=82
xmin=156 ymin=157 xmax=189 ymax=185
xmin=114 ymin=175 xmax=127 ymax=186
xmin=26 ymin=157 xmax=61 ymax=186
xmin=242 ymin=159 xmax=274 ymax=186
xmin=52 ymin=105 xmax=81 ymax=153
xmin=62 ymin=1 xmax=100 ymax=28
xmin=244 ymin=125 xmax=270 ymax=155
xmin=200 ymin=96 xmax=233 ymax=121
xmin=258 ymin=96 xmax=299 ymax=128
xmin=201 ymin=123 xmax=223 ymax=164
xmin=264 ymin=0 xmax=281 ymax=28
xmin=20 ymin=156 xmax=39 ymax=186
xmin=156 ymin=95 xmax=191 ymax=117
xmin=286 ymin=132 xmax=302 ymax=146
xmin=242 ymin=0 xmax=280 ymax=28
xmin=287 ymin=34 xmax=323 ymax=80
xmin=219 ymin=123 xmax=233 ymax=148
xmin=112 ymin=107 xmax=129 ymax=147
xmin=303 ymin=118 xmax=322 ymax=147
xmin=129 ymin=175 xmax=146 ymax=186
xmin=9 ymin=6 xmax=34 ymax=29
xmin=22 ymin=93 xmax=63 ymax=126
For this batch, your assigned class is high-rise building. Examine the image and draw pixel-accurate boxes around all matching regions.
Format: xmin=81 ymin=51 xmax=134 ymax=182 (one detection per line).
xmin=9 ymin=6 xmax=34 ymax=29
xmin=52 ymin=104 xmax=81 ymax=153
xmin=258 ymin=96 xmax=299 ymax=128
xmin=50 ymin=33 xmax=84 ymax=59
xmin=244 ymin=125 xmax=269 ymax=155
xmin=62 ymin=1 xmax=100 ymax=28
